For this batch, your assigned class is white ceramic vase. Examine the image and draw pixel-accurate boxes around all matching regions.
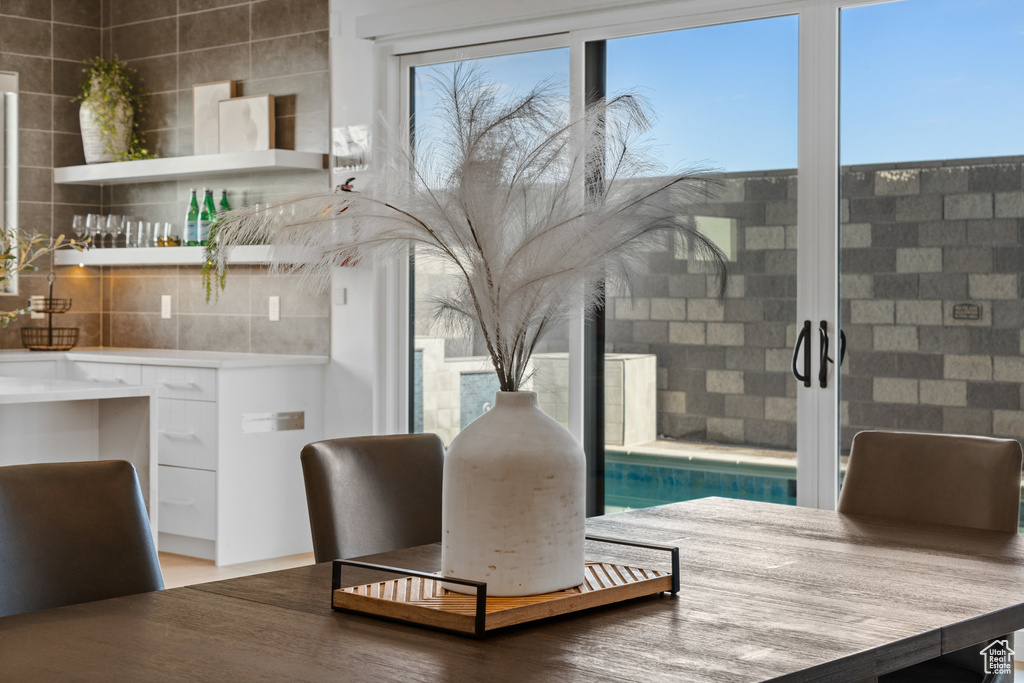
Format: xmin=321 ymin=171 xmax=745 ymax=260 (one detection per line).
xmin=441 ymin=390 xmax=586 ymax=596
xmin=79 ymin=98 xmax=132 ymax=164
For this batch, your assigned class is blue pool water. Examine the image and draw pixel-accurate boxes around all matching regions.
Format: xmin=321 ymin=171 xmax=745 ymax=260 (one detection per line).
xmin=605 ymin=458 xmax=797 ymax=511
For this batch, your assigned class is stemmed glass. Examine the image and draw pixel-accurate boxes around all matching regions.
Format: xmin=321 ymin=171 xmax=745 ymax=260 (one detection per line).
xmin=86 ymin=214 xmax=103 ymax=246
xmin=71 ymin=215 xmax=88 ymax=245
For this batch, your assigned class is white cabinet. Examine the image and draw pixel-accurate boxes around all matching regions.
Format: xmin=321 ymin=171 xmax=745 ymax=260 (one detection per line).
xmin=0 ymin=360 xmax=60 ymax=379
xmin=63 ymin=355 xmax=324 ymax=566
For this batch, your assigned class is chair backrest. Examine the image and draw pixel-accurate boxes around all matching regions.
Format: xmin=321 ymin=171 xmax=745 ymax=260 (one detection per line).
xmin=837 ymin=430 xmax=1023 ymax=533
xmin=0 ymin=460 xmax=164 ymax=618
xmin=300 ymin=433 xmax=445 ymax=563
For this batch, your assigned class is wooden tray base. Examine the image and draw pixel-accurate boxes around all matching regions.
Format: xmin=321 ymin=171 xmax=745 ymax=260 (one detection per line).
xmin=332 ymin=537 xmax=680 ymax=636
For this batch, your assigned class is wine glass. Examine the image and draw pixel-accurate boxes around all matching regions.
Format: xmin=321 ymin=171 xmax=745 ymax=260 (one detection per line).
xmin=71 ymin=215 xmax=87 ymax=244
xmin=86 ymin=214 xmax=103 ymax=245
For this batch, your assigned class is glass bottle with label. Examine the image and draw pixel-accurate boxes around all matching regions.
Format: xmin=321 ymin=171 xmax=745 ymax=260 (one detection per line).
xmin=185 ymin=189 xmax=200 ymax=246
xmin=199 ymin=188 xmax=216 ymax=246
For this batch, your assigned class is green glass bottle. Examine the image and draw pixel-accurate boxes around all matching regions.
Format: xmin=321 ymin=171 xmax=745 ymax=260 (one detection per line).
xmin=185 ymin=188 xmax=200 ymax=247
xmin=199 ymin=188 xmax=216 ymax=246
xmin=219 ymin=189 xmax=231 ymax=214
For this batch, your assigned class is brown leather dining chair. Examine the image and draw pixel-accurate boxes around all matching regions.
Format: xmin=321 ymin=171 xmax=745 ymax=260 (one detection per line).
xmin=0 ymin=460 xmax=164 ymax=619
xmin=300 ymin=433 xmax=445 ymax=563
xmin=838 ymin=430 xmax=1023 ymax=683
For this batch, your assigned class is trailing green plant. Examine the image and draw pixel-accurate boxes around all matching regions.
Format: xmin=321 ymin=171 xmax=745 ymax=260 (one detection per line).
xmin=201 ymin=221 xmax=227 ymax=303
xmin=73 ymin=56 xmax=155 ymax=161
xmin=0 ymin=229 xmax=89 ymax=327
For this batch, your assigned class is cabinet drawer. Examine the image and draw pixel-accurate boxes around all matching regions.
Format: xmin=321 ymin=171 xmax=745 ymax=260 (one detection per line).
xmin=158 ymin=465 xmax=216 ymax=541
xmin=143 ymin=366 xmax=216 ymax=401
xmin=158 ymin=399 xmax=218 ymax=470
xmin=71 ymin=361 xmax=142 ymax=385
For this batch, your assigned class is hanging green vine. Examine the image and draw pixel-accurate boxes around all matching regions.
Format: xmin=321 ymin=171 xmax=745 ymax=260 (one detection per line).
xmin=73 ymin=56 xmax=155 ymax=161
xmin=201 ymin=220 xmax=227 ymax=303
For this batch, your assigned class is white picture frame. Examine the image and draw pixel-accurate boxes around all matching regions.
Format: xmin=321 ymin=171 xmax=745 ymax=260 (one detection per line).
xmin=192 ymin=80 xmax=236 ymax=155
xmin=218 ymin=94 xmax=275 ymax=153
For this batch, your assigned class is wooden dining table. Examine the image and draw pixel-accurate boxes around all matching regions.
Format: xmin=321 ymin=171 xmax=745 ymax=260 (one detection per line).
xmin=3 ymin=496 xmax=1024 ymax=682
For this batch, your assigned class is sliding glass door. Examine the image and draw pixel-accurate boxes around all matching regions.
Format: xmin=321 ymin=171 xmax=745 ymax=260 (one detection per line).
xmin=838 ymin=0 xmax=1024 ymax=518
xmin=394 ymin=0 xmax=957 ymax=514
xmin=600 ymin=17 xmax=802 ymax=512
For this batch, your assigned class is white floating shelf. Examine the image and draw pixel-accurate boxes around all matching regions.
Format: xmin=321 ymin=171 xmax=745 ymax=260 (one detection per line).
xmin=54 ymin=245 xmax=299 ymax=267
xmin=53 ymin=150 xmax=327 ymax=185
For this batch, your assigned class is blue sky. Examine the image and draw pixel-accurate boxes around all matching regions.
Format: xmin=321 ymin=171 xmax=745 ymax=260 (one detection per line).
xmin=415 ymin=0 xmax=1023 ymax=172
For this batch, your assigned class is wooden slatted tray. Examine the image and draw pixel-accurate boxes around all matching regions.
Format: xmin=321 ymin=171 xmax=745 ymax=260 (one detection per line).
xmin=331 ymin=536 xmax=679 ymax=636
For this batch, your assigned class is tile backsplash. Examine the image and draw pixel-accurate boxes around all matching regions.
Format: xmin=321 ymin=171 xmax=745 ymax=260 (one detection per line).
xmin=0 ymin=0 xmax=331 ymax=356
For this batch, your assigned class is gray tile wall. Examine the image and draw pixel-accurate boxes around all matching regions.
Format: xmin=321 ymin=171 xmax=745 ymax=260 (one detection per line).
xmin=0 ymin=0 xmax=330 ymax=355
xmin=606 ymin=155 xmax=1024 ymax=452
xmin=0 ymin=1 xmax=104 ymax=348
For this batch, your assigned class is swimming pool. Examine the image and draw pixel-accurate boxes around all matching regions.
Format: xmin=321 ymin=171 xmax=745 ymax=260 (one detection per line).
xmin=604 ymin=451 xmax=797 ymax=513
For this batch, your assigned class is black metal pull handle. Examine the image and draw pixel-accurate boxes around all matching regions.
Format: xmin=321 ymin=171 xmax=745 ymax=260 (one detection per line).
xmin=792 ymin=320 xmax=811 ymax=387
xmin=818 ymin=322 xmax=847 ymax=387
xmin=818 ymin=321 xmax=830 ymax=388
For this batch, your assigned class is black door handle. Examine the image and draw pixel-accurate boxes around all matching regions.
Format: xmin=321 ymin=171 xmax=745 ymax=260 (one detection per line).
xmin=818 ymin=321 xmax=847 ymax=388
xmin=792 ymin=320 xmax=811 ymax=388
xmin=818 ymin=321 xmax=830 ymax=388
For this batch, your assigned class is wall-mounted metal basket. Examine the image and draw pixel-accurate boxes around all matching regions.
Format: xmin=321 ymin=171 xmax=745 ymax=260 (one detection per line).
xmin=21 ymin=327 xmax=79 ymax=351
xmin=21 ymin=273 xmax=79 ymax=351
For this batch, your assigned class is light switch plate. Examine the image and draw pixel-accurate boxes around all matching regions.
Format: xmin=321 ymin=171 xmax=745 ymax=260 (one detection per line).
xmin=161 ymin=295 xmax=172 ymax=319
xmin=269 ymin=295 xmax=281 ymax=322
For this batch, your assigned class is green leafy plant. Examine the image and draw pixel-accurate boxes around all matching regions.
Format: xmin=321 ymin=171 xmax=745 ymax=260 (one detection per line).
xmin=73 ymin=56 xmax=155 ymax=161
xmin=201 ymin=221 xmax=227 ymax=303
xmin=0 ymin=229 xmax=89 ymax=327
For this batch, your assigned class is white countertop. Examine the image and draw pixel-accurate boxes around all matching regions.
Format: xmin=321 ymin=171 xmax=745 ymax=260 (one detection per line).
xmin=0 ymin=348 xmax=328 ymax=369
xmin=0 ymin=376 xmax=155 ymax=405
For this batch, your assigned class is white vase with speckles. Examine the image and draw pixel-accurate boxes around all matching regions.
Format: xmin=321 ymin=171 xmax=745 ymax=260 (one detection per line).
xmin=441 ymin=390 xmax=586 ymax=596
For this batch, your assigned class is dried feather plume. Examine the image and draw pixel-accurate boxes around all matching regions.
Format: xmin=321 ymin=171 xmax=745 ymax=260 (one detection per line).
xmin=210 ymin=65 xmax=727 ymax=391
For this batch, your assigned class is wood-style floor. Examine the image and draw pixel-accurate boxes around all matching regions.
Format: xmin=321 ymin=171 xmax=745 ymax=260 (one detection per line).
xmin=158 ymin=551 xmax=315 ymax=589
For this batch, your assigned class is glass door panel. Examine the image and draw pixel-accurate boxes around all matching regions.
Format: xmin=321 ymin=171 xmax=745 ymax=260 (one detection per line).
xmin=601 ymin=16 xmax=800 ymax=512
xmin=838 ymin=0 xmax=1024 ymax=522
xmin=409 ymin=48 xmax=571 ymax=444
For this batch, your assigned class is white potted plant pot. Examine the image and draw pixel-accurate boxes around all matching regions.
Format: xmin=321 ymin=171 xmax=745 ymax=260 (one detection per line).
xmin=441 ymin=391 xmax=587 ymax=596
xmin=79 ymin=98 xmax=132 ymax=164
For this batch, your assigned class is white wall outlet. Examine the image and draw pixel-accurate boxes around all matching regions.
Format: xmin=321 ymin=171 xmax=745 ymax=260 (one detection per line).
xmin=268 ymin=295 xmax=281 ymax=322
xmin=161 ymin=295 xmax=172 ymax=319
xmin=29 ymin=296 xmax=45 ymax=319
xmin=332 ymin=285 xmax=347 ymax=306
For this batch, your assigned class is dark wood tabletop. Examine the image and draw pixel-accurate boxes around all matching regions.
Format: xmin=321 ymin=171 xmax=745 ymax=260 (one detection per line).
xmin=3 ymin=497 xmax=1024 ymax=682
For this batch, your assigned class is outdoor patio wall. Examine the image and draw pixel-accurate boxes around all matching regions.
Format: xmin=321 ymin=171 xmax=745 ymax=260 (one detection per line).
xmin=606 ymin=154 xmax=1024 ymax=452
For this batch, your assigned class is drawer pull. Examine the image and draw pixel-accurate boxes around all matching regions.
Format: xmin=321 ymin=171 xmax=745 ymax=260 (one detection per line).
xmin=160 ymin=430 xmax=196 ymax=440
xmin=159 ymin=497 xmax=195 ymax=507
xmin=85 ymin=375 xmax=126 ymax=384
xmin=158 ymin=380 xmax=198 ymax=390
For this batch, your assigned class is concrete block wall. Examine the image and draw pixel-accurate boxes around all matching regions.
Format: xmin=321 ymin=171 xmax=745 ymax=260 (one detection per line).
xmin=838 ymin=156 xmax=1024 ymax=451
xmin=606 ymin=155 xmax=1024 ymax=452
